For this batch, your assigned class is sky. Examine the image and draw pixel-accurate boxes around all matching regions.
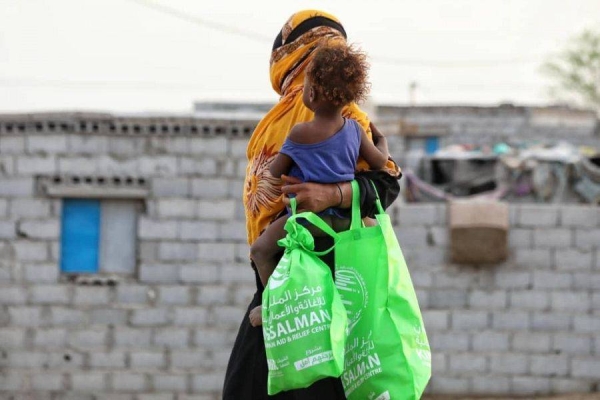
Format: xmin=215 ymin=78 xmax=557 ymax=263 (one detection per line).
xmin=1 ymin=0 xmax=599 ymax=113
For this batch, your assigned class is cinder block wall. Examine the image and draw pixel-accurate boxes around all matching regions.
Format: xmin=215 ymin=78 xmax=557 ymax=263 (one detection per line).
xmin=0 ymin=114 xmax=599 ymax=399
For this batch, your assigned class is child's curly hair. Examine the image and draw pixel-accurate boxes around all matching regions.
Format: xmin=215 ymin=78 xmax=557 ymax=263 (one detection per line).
xmin=306 ymin=41 xmax=370 ymax=107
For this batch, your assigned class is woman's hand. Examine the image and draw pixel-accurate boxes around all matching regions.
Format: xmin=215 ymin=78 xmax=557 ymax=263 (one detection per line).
xmin=280 ymin=175 xmax=351 ymax=212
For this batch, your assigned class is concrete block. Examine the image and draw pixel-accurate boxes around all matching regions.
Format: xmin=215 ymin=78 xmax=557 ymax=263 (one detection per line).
xmin=9 ymin=198 xmax=51 ymax=218
xmin=511 ymin=377 xmax=551 ymax=395
xmin=0 ymin=154 xmax=15 ymax=176
xmin=573 ymin=272 xmax=600 ymax=289
xmin=31 ymin=373 xmax=64 ymax=391
xmin=451 ymin=310 xmax=489 ymax=330
xmin=509 ymin=290 xmax=549 ymax=310
xmin=492 ymin=311 xmax=530 ymax=330
xmin=96 ymin=155 xmax=138 ymax=175
xmin=561 ymin=206 xmax=599 ymax=228
xmin=533 ymin=228 xmax=571 ymax=248
xmin=0 ymin=198 xmax=7 ymax=217
xmin=68 ymin=134 xmax=109 ymax=154
xmin=58 ymin=156 xmax=97 ymax=174
xmin=490 ymin=353 xmax=528 ymax=374
xmin=551 ymin=379 xmax=594 ymax=393
xmin=152 ymin=374 xmax=188 ymax=392
xmin=139 ymin=218 xmax=178 ymax=240
xmin=469 ymin=290 xmax=507 ymax=309
xmin=572 ymin=358 xmax=600 ymax=379
xmin=0 ymin=221 xmax=16 ymax=239
xmin=471 ymin=376 xmax=511 ymax=395
xmin=235 ymin=242 xmax=251 ymax=263
xmin=518 ymin=205 xmax=559 ymax=227
xmin=8 ymin=306 xmax=47 ymax=327
xmin=89 ymin=352 xmax=127 ymax=368
xmin=514 ymin=248 xmax=552 ymax=268
xmin=157 ymin=286 xmax=191 ymax=305
xmin=231 ymin=285 xmax=255 ymax=306
xmin=0 ymin=178 xmax=34 ymax=197
xmin=0 ymin=286 xmax=27 ymax=304
xmin=159 ymin=242 xmax=198 ymax=261
xmin=191 ymin=373 xmax=224 ymax=393
xmin=196 ymin=285 xmax=230 ymax=305
xmin=178 ymin=157 xmax=218 ymax=176
xmin=117 ymin=285 xmax=151 ymax=304
xmin=532 ymin=271 xmax=572 ymax=289
xmin=70 ymin=373 xmax=108 ymax=391
xmin=30 ymin=285 xmax=70 ymax=304
xmin=219 ymin=220 xmax=247 ymax=242
xmin=113 ymin=328 xmax=152 ymax=348
xmin=130 ymin=308 xmax=169 ymax=326
xmin=153 ymin=328 xmax=190 ymax=349
xmin=0 ymin=328 xmax=27 ymax=348
xmin=512 ymin=332 xmax=551 ymax=353
xmin=50 ymin=307 xmax=87 ymax=326
xmin=173 ymin=307 xmax=209 ymax=326
xmin=179 ymin=221 xmax=219 ymax=241
xmin=574 ymin=315 xmax=600 ymax=333
xmin=0 ymin=371 xmax=27 ymax=391
xmin=69 ymin=328 xmax=108 ymax=349
xmin=152 ymin=178 xmax=190 ymax=197
xmin=90 ymin=308 xmax=128 ymax=325
xmin=428 ymin=332 xmax=469 ymax=351
xmin=139 ymin=264 xmax=180 ymax=284
xmin=531 ymin=313 xmax=571 ymax=331
xmin=430 ymin=376 xmax=469 ymax=395
xmin=111 ymin=372 xmax=148 ymax=392
xmin=13 ymin=241 xmax=48 ymax=261
xmin=219 ymin=265 xmax=255 ymax=284
xmin=7 ymin=350 xmax=49 ymax=368
xmin=18 ymin=220 xmax=60 ymax=239
xmin=138 ymin=395 xmax=175 ymax=400
xmin=422 ymin=310 xmax=449 ymax=330
xmin=509 ymin=228 xmax=533 ymax=248
xmin=189 ymin=137 xmax=228 ymax=155
xmin=553 ymin=333 xmax=592 ymax=355
xmin=0 ymin=135 xmax=25 ymax=153
xmin=149 ymin=136 xmax=190 ymax=154
xmin=27 ymin=135 xmax=68 ymax=154
xmin=529 ymin=354 xmax=569 ymax=376
xmin=448 ymin=354 xmax=486 ymax=373
xmin=555 ymin=249 xmax=593 ymax=271
xmin=191 ymin=178 xmax=230 ymax=199
xmin=433 ymin=271 xmax=476 ymax=288
xmin=551 ymin=291 xmax=590 ymax=312
xmin=472 ymin=331 xmax=509 ymax=351
xmin=158 ymin=199 xmax=196 ymax=218
xmin=130 ymin=351 xmax=166 ymax=368
xmin=171 ymin=350 xmax=212 ymax=369
xmin=73 ymin=286 xmax=111 ymax=305
xmin=495 ymin=271 xmax=531 ymax=289
xmin=428 ymin=289 xmax=468 ymax=308
xmin=230 ymin=138 xmax=248 ymax=157
xmin=394 ymin=226 xmax=428 ymax=248
xmin=16 ymin=155 xmax=57 ymax=174
xmin=139 ymin=156 xmax=178 ymax=176
xmin=107 ymin=137 xmax=147 ymax=156
xmin=211 ymin=305 xmax=243 ymax=327
xmin=575 ymin=229 xmax=600 ymax=250
xmin=180 ymin=264 xmax=220 ymax=284
xmin=139 ymin=241 xmax=158 ymax=261
xmin=198 ymin=243 xmax=236 ymax=263
xmin=197 ymin=200 xmax=235 ymax=220
xmin=397 ymin=204 xmax=437 ymax=226
xmin=194 ymin=328 xmax=236 ymax=347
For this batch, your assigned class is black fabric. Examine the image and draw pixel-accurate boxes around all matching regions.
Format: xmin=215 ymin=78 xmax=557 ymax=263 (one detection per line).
xmin=223 ymin=171 xmax=400 ymax=399
xmin=272 ymin=16 xmax=347 ymax=51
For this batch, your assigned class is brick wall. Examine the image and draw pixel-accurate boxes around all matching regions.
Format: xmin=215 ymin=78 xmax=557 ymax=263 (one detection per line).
xmin=0 ymin=113 xmax=599 ymax=398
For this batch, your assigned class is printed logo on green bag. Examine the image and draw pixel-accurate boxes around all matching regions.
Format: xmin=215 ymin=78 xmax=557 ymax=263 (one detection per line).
xmin=342 ymin=330 xmax=383 ymax=395
xmin=267 ymin=256 xmax=290 ymax=290
xmin=335 ymin=267 xmax=368 ymax=331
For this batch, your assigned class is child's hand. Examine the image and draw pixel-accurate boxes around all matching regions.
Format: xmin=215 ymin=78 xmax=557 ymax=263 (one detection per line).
xmin=249 ymin=306 xmax=263 ymax=327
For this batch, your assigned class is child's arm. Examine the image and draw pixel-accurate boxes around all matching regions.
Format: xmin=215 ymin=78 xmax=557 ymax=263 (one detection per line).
xmin=269 ymin=124 xmax=305 ymax=179
xmin=359 ymin=125 xmax=390 ymax=170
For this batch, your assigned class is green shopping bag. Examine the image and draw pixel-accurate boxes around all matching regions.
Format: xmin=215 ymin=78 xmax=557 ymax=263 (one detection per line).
xmin=335 ymin=180 xmax=431 ymax=400
xmin=262 ymin=199 xmax=347 ymax=395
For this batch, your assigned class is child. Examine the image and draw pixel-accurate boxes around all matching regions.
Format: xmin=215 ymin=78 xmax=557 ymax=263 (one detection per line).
xmin=249 ymin=41 xmax=389 ymax=327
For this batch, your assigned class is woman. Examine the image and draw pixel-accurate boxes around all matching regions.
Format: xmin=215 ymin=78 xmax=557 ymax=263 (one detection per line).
xmin=223 ymin=10 xmax=401 ymax=400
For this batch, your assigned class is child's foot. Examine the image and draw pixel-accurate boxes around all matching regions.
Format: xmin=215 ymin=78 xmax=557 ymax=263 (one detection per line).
xmin=249 ymin=306 xmax=263 ymax=327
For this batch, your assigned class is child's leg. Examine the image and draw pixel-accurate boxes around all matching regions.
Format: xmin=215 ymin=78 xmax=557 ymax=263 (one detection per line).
xmin=250 ymin=215 xmax=288 ymax=287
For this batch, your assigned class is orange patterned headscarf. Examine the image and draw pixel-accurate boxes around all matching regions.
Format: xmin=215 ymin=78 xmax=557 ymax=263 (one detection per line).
xmin=244 ymin=10 xmax=399 ymax=245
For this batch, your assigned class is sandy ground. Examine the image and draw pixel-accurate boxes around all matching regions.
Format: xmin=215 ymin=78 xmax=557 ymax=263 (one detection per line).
xmin=424 ymin=395 xmax=600 ymax=400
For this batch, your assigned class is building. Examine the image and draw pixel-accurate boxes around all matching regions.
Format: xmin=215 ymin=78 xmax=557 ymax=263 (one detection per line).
xmin=0 ymin=109 xmax=599 ymax=398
